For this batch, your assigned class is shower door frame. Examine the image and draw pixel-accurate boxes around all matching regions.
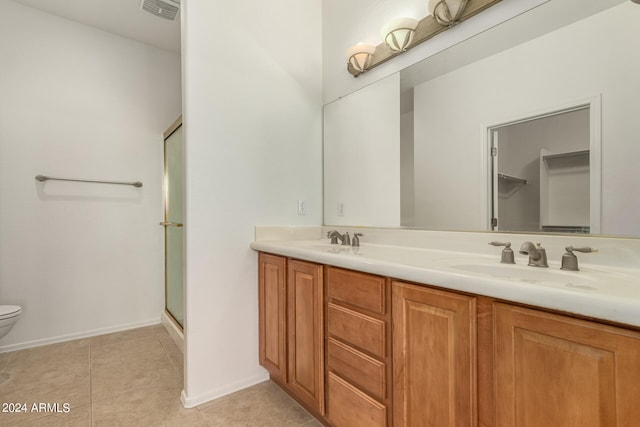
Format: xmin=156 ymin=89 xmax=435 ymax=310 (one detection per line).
xmin=162 ymin=116 xmax=184 ymax=330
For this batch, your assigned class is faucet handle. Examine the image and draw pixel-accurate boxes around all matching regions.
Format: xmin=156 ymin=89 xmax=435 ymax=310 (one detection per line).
xmin=342 ymin=232 xmax=351 ymax=246
xmin=352 ymin=233 xmax=364 ymax=247
xmin=561 ymin=246 xmax=598 ymax=271
xmin=490 ymin=241 xmax=511 ymax=248
xmin=489 ymin=241 xmax=515 ymax=264
xmin=566 ymin=246 xmax=598 ymax=254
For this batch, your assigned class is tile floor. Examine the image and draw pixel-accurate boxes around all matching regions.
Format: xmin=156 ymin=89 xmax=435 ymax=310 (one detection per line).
xmin=0 ymin=325 xmax=322 ymax=426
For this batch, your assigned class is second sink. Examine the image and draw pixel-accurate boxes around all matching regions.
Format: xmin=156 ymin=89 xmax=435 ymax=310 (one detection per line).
xmin=447 ymin=261 xmax=595 ymax=284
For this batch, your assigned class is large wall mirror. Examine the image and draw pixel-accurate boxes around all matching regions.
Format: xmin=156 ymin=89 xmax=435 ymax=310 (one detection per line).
xmin=324 ymin=0 xmax=640 ymax=238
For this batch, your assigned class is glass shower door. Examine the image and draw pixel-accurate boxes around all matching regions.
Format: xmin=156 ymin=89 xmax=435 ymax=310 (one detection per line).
xmin=163 ymin=121 xmax=184 ymax=328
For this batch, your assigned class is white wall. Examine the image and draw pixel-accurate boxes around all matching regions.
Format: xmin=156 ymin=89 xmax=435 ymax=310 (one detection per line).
xmin=181 ymin=0 xmax=322 ymax=407
xmin=413 ymin=2 xmax=640 ymax=236
xmin=322 ymin=0 xmax=547 ymax=103
xmin=0 ymin=1 xmax=182 ymax=350
xmin=324 ymin=74 xmax=400 ymax=226
xmin=400 ymin=110 xmax=415 ymax=226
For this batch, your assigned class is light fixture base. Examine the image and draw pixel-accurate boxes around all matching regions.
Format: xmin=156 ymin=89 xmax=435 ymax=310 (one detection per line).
xmin=346 ymin=0 xmax=503 ymax=77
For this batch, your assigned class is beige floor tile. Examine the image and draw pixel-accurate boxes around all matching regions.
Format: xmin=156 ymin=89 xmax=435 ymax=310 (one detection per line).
xmin=155 ymin=328 xmax=180 ymax=353
xmin=0 ymin=350 xmax=13 ymax=370
xmin=0 ymin=340 xmax=91 ymax=412
xmin=0 ymin=327 xmax=320 ymax=427
xmin=0 ymin=403 xmax=91 ymax=427
xmin=2 ymin=339 xmax=89 ymax=384
xmin=0 ymin=407 xmax=44 ymax=427
xmin=198 ymin=381 xmax=314 ymax=427
xmin=300 ymin=419 xmax=324 ymax=427
xmin=90 ymin=324 xmax=164 ymax=349
xmin=0 ymin=372 xmax=10 ymax=386
xmin=0 ymin=351 xmax=14 ymax=386
xmin=1 ymin=353 xmax=89 ymax=392
xmin=0 ymin=370 xmax=91 ymax=410
xmin=92 ymin=386 xmax=206 ymax=427
xmin=91 ymin=335 xmax=165 ymax=363
xmin=91 ymin=336 xmax=182 ymax=402
xmin=156 ymin=332 xmax=184 ymax=376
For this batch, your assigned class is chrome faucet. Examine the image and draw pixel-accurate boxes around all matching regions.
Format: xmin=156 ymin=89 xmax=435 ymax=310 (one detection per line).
xmin=519 ymin=241 xmax=548 ymax=267
xmin=326 ymin=230 xmax=362 ymax=247
xmin=327 ymin=230 xmax=344 ymax=244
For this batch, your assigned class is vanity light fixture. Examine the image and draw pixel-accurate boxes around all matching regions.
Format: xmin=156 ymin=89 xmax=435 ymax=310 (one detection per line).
xmin=346 ymin=43 xmax=376 ymax=73
xmin=346 ymin=0 xmax=502 ymax=77
xmin=429 ymin=0 xmax=470 ymax=26
xmin=381 ymin=18 xmax=419 ymax=52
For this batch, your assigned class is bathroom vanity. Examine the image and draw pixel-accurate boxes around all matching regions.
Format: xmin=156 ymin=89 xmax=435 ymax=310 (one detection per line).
xmin=252 ymin=227 xmax=640 ymax=427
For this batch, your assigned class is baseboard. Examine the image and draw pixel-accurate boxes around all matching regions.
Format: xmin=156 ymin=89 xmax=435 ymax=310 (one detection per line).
xmin=161 ymin=311 xmax=184 ymax=353
xmin=180 ymin=371 xmax=270 ymax=408
xmin=0 ymin=317 xmax=161 ymax=353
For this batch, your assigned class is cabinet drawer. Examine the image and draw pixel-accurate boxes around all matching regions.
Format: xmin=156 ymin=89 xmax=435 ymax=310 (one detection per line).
xmin=327 ymin=372 xmax=387 ymax=427
xmin=327 ymin=303 xmax=386 ymax=358
xmin=328 ymin=338 xmax=386 ymax=400
xmin=327 ymin=267 xmax=386 ymax=315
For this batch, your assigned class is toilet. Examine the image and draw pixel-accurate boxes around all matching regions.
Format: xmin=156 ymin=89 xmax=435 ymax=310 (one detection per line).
xmin=0 ymin=305 xmax=22 ymax=340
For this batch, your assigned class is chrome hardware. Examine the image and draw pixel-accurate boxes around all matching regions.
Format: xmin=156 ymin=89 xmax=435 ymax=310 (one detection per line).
xmin=489 ymin=241 xmax=515 ymax=264
xmin=561 ymin=246 xmax=598 ymax=271
xmin=519 ymin=241 xmax=548 ymax=267
xmin=159 ymin=222 xmax=184 ymax=227
xmin=36 ymin=174 xmax=142 ymax=188
xmin=352 ymin=233 xmax=364 ymax=247
xmin=342 ymin=232 xmax=351 ymax=246
xmin=327 ymin=230 xmax=344 ymax=245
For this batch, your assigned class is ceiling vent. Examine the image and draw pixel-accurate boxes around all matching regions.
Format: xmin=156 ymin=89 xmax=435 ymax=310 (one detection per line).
xmin=140 ymin=0 xmax=180 ymax=21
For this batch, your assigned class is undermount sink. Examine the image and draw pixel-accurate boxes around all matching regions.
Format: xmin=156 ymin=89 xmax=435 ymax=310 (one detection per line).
xmin=447 ymin=262 xmax=596 ymax=285
xmin=280 ymin=240 xmax=638 ymax=294
xmin=289 ymin=241 xmax=354 ymax=253
xmin=434 ymin=256 xmax=640 ymax=293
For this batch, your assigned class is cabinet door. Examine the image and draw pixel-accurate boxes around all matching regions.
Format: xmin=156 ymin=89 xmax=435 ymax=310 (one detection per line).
xmin=392 ymin=281 xmax=477 ymax=427
xmin=494 ymin=303 xmax=640 ymax=427
xmin=258 ymin=253 xmax=287 ymax=383
xmin=288 ymin=259 xmax=325 ymax=414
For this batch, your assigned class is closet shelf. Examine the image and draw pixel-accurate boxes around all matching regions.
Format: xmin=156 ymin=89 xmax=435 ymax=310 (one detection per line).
xmin=542 ymin=150 xmax=589 ymax=162
xmin=498 ymin=173 xmax=528 ymax=185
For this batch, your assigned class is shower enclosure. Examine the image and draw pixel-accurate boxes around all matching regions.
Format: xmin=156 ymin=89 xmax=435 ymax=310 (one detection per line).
xmin=162 ymin=117 xmax=184 ymax=328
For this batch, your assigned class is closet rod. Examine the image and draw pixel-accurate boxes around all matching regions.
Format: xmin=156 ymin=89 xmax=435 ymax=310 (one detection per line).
xmin=35 ymin=175 xmax=143 ymax=188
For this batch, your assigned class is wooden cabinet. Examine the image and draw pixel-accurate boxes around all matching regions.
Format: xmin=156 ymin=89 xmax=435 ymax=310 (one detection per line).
xmin=287 ymin=259 xmax=325 ymax=415
xmin=258 ymin=253 xmax=287 ymax=383
xmin=258 ymin=255 xmax=325 ymax=416
xmin=259 ymin=252 xmax=640 ymax=427
xmin=325 ymin=267 xmax=391 ymax=427
xmin=391 ymin=283 xmax=640 ymax=427
xmin=392 ymin=281 xmax=477 ymax=427
xmin=493 ymin=303 xmax=640 ymax=427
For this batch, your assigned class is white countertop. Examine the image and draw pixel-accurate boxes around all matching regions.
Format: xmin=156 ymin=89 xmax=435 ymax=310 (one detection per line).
xmin=251 ymin=233 xmax=640 ymax=328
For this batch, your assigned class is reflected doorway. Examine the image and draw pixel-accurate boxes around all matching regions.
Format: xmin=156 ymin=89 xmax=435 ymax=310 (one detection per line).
xmin=162 ymin=117 xmax=184 ymax=329
xmin=489 ymin=103 xmax=600 ymax=234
